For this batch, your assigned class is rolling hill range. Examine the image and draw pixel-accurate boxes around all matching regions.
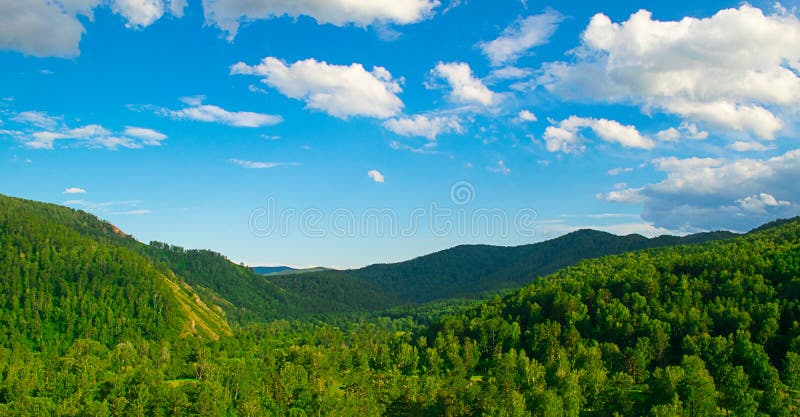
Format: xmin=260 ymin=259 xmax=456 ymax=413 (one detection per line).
xmin=2 ymin=191 xmax=798 ymax=416
xmin=0 ymin=193 xmax=740 ymax=324
xmin=270 ymin=228 xmax=738 ymax=311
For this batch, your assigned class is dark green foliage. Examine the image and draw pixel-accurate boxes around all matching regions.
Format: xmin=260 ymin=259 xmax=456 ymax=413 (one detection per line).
xmin=3 ymin=192 xmax=800 ymax=416
xmin=143 ymin=242 xmax=304 ymax=323
xmin=285 ymin=228 xmax=737 ymax=313
xmin=0 ymin=195 xmax=186 ymax=353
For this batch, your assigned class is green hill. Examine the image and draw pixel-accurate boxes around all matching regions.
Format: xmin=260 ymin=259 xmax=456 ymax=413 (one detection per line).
xmin=410 ymin=216 xmax=800 ymax=415
xmin=0 ymin=195 xmax=231 ymax=353
xmin=275 ymin=228 xmax=737 ymax=313
xmin=2 ymin=192 xmax=800 ymax=416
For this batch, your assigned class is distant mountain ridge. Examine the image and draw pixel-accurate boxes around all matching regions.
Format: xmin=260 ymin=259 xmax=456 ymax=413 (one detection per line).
xmin=0 ymin=193 xmax=743 ymax=324
xmin=269 ymin=228 xmax=739 ymax=312
xmin=252 ymin=266 xmax=295 ymax=275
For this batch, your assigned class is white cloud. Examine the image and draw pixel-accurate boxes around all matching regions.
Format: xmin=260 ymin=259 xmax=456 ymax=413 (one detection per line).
xmin=737 ymin=192 xmax=790 ymax=213
xmin=27 ymin=131 xmax=67 ymax=149
xmin=368 ymin=169 xmax=385 ymax=183
xmin=479 ymin=9 xmax=563 ymax=66
xmin=67 ymin=124 xmax=111 ymax=138
xmin=655 ymin=128 xmax=680 ymax=142
xmin=0 ymin=0 xmax=91 ymax=57
xmin=516 ymin=109 xmax=537 ymax=122
xmin=729 ymin=141 xmax=776 ymax=152
xmin=63 ymin=187 xmax=87 ymax=194
xmin=0 ymin=0 xmax=181 ymax=57
xmin=607 ymin=167 xmax=633 ymax=176
xmin=12 ymin=111 xmax=59 ymax=129
xmin=229 ymin=159 xmax=298 ymax=169
xmin=6 ymin=110 xmax=167 ymax=150
xmin=112 ymin=0 xmax=164 ymax=28
xmin=543 ymin=116 xmax=655 ymax=153
xmin=248 ymin=84 xmax=268 ymax=94
xmin=202 ymin=0 xmax=439 ymax=40
xmin=428 ymin=62 xmax=496 ymax=106
xmin=168 ymin=0 xmax=186 ymax=17
xmin=679 ymin=122 xmax=709 ymax=140
xmin=123 ymin=126 xmax=167 ymax=145
xmin=542 ymin=125 xmax=583 ymax=154
xmin=655 ymin=122 xmax=709 ymax=142
xmin=163 ymin=96 xmax=282 ymax=127
xmin=599 ymin=149 xmax=800 ymax=231
xmin=383 ymin=115 xmax=462 ymax=139
xmin=601 ymin=187 xmax=645 ymax=204
xmin=232 ymin=57 xmax=404 ymax=119
xmin=486 ymin=66 xmax=533 ymax=83
xmin=389 ymin=140 xmax=440 ymax=155
xmin=539 ymin=6 xmax=800 ymax=140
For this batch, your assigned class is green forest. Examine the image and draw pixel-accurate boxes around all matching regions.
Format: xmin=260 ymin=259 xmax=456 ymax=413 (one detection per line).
xmin=1 ymin=194 xmax=800 ymax=416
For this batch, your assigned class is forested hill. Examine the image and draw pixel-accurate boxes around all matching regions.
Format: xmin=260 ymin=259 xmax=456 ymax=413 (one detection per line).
xmin=410 ymin=216 xmax=800 ymax=416
xmin=0 ymin=194 xmax=393 ymax=324
xmin=3 ymin=192 xmax=800 ymax=416
xmin=0 ymin=194 xmax=231 ymax=353
xmin=272 ymin=228 xmax=737 ymax=310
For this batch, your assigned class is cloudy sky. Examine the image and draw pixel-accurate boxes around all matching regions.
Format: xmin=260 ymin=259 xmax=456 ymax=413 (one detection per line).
xmin=2 ymin=0 xmax=799 ymax=267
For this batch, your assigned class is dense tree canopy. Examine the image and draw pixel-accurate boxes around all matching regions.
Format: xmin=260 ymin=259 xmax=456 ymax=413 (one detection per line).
xmin=1 ymin=194 xmax=799 ymax=416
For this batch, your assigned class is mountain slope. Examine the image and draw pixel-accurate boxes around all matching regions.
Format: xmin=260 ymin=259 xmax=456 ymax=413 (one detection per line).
xmin=277 ymin=228 xmax=737 ymax=312
xmin=0 ymin=195 xmax=230 ymax=351
xmin=419 ymin=216 xmax=800 ymax=415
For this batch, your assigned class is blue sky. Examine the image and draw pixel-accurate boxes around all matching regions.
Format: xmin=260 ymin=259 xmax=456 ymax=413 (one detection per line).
xmin=2 ymin=0 xmax=800 ymax=268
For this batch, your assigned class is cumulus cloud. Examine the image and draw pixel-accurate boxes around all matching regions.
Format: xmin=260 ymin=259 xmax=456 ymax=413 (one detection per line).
xmin=599 ymin=149 xmax=800 ymax=231
xmin=62 ymin=187 xmax=87 ymax=194
xmin=2 ymin=110 xmax=167 ymax=150
xmin=383 ymin=115 xmax=462 ymax=139
xmin=113 ymin=0 xmax=165 ymax=28
xmin=160 ymin=96 xmax=282 ymax=127
xmin=515 ymin=110 xmax=537 ymax=122
xmin=428 ymin=62 xmax=496 ymax=106
xmin=368 ymin=169 xmax=385 ymax=183
xmin=655 ymin=122 xmax=709 ymax=142
xmin=543 ymin=116 xmax=655 ymax=153
xmin=539 ymin=6 xmax=800 ymax=140
xmin=737 ymin=193 xmax=790 ymax=213
xmin=0 ymin=0 xmax=180 ymax=57
xmin=232 ymin=57 xmax=404 ymax=119
xmin=203 ymin=0 xmax=439 ymax=40
xmin=479 ymin=9 xmax=563 ymax=66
